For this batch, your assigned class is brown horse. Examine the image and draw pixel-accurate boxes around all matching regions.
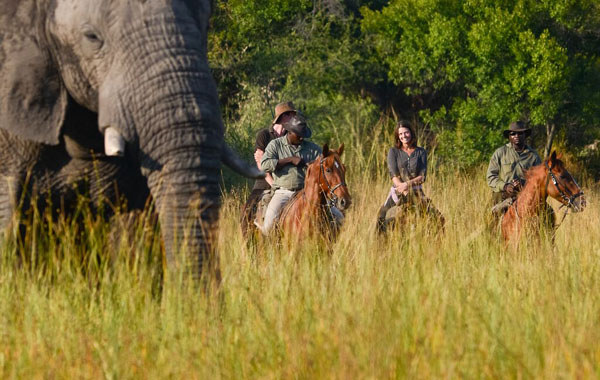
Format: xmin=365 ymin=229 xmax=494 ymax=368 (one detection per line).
xmin=502 ymin=151 xmax=585 ymax=246
xmin=278 ymin=143 xmax=351 ymax=240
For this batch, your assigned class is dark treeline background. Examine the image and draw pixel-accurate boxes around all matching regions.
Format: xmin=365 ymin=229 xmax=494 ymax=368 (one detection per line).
xmin=208 ymin=0 xmax=600 ymax=183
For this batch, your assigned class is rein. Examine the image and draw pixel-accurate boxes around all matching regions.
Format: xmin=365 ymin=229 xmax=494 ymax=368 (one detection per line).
xmin=544 ymin=162 xmax=584 ymax=208
xmin=509 ymin=163 xmax=584 ymax=226
xmin=318 ymin=156 xmax=347 ymax=208
xmin=281 ymin=156 xmax=346 ymax=220
xmin=544 ymin=161 xmax=584 ymax=230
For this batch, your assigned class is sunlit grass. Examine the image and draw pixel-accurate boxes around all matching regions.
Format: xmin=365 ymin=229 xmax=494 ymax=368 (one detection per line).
xmin=0 ymin=166 xmax=598 ymax=378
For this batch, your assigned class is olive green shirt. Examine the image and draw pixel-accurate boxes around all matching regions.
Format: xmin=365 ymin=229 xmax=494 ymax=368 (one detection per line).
xmin=486 ymin=143 xmax=541 ymax=192
xmin=261 ymin=136 xmax=322 ymax=191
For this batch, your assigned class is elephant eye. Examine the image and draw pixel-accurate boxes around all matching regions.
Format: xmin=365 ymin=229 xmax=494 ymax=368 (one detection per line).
xmin=84 ymin=31 xmax=100 ymax=42
xmin=82 ymin=25 xmax=104 ymax=50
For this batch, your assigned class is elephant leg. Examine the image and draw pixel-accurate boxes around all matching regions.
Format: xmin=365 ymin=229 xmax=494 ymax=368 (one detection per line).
xmin=0 ymin=131 xmax=41 ymax=234
xmin=0 ymin=175 xmax=27 ymax=257
xmin=34 ymin=154 xmax=149 ymax=216
xmin=0 ymin=175 xmax=20 ymax=230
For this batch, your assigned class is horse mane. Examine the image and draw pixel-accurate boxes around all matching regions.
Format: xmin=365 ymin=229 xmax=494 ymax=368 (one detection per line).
xmin=277 ymin=143 xmax=350 ymax=239
xmin=523 ymin=155 xmax=565 ymax=182
xmin=502 ymin=151 xmax=584 ymax=246
xmin=517 ymin=153 xmax=565 ymax=204
xmin=278 ymin=154 xmax=326 ymax=222
xmin=280 ymin=147 xmax=342 ymax=218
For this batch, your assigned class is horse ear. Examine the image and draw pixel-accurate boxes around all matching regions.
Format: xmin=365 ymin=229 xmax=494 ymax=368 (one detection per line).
xmin=322 ymin=143 xmax=329 ymax=157
xmin=0 ymin=12 xmax=67 ymax=145
xmin=337 ymin=143 xmax=344 ymax=156
xmin=548 ymin=151 xmax=557 ymax=168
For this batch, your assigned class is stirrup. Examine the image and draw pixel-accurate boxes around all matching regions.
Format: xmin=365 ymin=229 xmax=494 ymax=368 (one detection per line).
xmin=253 ymin=217 xmax=264 ymax=231
xmin=491 ymin=197 xmax=513 ymax=215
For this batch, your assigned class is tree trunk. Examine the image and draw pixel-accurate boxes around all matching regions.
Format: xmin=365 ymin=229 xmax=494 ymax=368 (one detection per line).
xmin=544 ymin=123 xmax=557 ymax=158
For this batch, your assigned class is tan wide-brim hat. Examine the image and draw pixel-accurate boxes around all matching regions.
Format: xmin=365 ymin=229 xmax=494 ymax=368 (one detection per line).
xmin=503 ymin=121 xmax=532 ymax=138
xmin=271 ymin=101 xmax=297 ymax=125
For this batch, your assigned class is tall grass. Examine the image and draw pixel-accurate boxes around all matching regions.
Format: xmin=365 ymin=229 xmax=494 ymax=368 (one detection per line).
xmin=0 ymin=161 xmax=598 ymax=378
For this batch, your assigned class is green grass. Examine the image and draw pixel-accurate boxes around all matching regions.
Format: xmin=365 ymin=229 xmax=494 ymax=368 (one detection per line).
xmin=0 ymin=168 xmax=599 ymax=379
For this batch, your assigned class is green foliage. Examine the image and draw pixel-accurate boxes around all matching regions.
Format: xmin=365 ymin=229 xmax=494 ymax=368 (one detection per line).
xmin=210 ymin=0 xmax=600 ymax=172
xmin=211 ymin=1 xmax=386 ymax=187
xmin=362 ymin=0 xmax=600 ymax=166
xmin=361 ymin=0 xmax=469 ymax=93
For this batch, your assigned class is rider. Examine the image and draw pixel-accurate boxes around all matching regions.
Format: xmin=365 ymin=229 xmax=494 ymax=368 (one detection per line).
xmin=240 ymin=101 xmax=296 ymax=235
xmin=486 ymin=121 xmax=541 ymax=215
xmin=376 ymin=120 xmax=444 ymax=233
xmin=257 ymin=115 xmax=322 ymax=235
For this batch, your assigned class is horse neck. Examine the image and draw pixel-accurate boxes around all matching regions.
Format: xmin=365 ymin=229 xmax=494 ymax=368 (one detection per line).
xmin=515 ymin=169 xmax=548 ymax=216
xmin=303 ymin=164 xmax=327 ymax=211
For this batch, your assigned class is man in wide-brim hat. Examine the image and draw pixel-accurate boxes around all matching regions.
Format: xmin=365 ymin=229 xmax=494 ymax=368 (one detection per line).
xmin=487 ymin=121 xmax=541 ymax=214
xmin=502 ymin=120 xmax=532 ymax=138
xmin=257 ymin=114 xmax=321 ymax=235
xmin=281 ymin=112 xmax=312 ymax=138
xmin=240 ymin=101 xmax=297 ymax=236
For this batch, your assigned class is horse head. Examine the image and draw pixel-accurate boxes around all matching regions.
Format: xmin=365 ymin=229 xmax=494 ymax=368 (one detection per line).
xmin=312 ymin=143 xmax=352 ymax=211
xmin=545 ymin=151 xmax=586 ymax=212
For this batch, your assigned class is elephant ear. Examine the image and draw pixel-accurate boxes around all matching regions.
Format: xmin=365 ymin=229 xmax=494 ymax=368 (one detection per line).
xmin=0 ymin=31 xmax=67 ymax=145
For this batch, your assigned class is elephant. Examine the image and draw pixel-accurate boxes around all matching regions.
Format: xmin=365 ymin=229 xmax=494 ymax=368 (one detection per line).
xmin=0 ymin=0 xmax=263 ymax=278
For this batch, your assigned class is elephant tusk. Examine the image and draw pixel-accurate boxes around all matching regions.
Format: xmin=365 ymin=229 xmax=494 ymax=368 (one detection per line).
xmin=222 ymin=143 xmax=265 ymax=179
xmin=104 ymin=127 xmax=126 ymax=157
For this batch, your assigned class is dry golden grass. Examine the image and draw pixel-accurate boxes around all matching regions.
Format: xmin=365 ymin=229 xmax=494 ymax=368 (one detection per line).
xmin=0 ymin=166 xmax=598 ymax=379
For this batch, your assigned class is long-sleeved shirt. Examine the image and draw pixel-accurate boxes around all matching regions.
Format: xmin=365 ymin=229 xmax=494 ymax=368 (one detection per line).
xmin=260 ymin=136 xmax=322 ymax=191
xmin=387 ymin=146 xmax=427 ymax=183
xmin=486 ymin=143 xmax=541 ymax=193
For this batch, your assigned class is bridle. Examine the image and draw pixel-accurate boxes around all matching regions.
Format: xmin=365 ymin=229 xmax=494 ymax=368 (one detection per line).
xmin=544 ymin=162 xmax=584 ymax=210
xmin=317 ymin=156 xmax=347 ymax=208
xmin=510 ymin=162 xmax=584 ymax=225
xmin=544 ymin=161 xmax=585 ymax=231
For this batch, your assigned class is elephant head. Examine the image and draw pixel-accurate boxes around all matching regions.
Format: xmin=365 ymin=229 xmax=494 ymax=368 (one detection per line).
xmin=0 ymin=0 xmax=262 ymax=278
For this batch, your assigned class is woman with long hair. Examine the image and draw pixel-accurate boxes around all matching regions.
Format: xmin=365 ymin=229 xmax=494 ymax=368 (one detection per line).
xmin=376 ymin=120 xmax=444 ymax=233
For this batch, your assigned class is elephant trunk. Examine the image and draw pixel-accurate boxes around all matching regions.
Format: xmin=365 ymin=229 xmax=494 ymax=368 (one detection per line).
xmin=148 ymin=164 xmax=220 ymax=280
xmin=143 ymin=125 xmax=222 ymax=280
xmin=117 ymin=14 xmax=224 ymax=279
xmin=139 ymin=91 xmax=222 ymax=280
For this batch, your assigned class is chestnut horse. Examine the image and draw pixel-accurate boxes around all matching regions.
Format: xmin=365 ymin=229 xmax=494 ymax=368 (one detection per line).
xmin=502 ymin=151 xmax=585 ymax=246
xmin=278 ymin=144 xmax=351 ymax=240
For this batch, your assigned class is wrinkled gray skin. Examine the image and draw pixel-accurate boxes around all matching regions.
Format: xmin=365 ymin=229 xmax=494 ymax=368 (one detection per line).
xmin=0 ymin=0 xmax=262 ymax=278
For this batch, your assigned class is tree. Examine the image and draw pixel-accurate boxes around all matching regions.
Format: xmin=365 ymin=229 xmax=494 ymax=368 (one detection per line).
xmin=362 ymin=0 xmax=600 ymax=165
xmin=209 ymin=1 xmax=384 ymax=146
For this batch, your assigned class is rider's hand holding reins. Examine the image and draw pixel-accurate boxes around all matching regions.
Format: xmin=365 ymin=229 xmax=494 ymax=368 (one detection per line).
xmin=393 ymin=175 xmax=424 ymax=195
xmin=395 ymin=182 xmax=409 ymax=194
xmin=504 ymin=178 xmax=524 ymax=196
xmin=410 ymin=175 xmax=424 ymax=186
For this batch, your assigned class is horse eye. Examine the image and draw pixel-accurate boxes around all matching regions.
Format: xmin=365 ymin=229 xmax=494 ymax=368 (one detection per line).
xmin=326 ymin=168 xmax=332 ymax=173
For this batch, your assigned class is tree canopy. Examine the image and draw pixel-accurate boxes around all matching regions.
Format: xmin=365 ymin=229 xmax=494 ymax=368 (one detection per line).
xmin=209 ymin=0 xmax=600 ymax=171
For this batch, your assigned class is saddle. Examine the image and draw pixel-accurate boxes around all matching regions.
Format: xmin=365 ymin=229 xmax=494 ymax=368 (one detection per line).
xmin=383 ymin=191 xmax=442 ymax=229
xmin=253 ymin=189 xmax=302 ymax=230
xmin=490 ymin=197 xmax=514 ymax=216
